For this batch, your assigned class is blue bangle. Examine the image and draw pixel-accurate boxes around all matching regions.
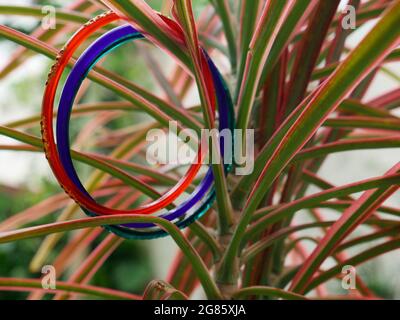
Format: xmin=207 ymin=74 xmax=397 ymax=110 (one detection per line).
xmin=56 ymin=25 xmax=234 ymax=239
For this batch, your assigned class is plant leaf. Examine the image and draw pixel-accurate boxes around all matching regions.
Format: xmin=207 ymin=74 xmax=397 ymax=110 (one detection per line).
xmin=290 ymin=162 xmax=400 ymax=293
xmin=143 ymin=280 xmax=188 ymax=300
xmin=220 ymin=1 xmax=400 ymax=286
xmin=232 ymin=285 xmax=307 ymax=300
xmin=245 ymin=172 xmax=400 ymax=244
xmin=0 ymin=214 xmax=222 ymax=299
xmin=0 ymin=277 xmax=141 ymax=300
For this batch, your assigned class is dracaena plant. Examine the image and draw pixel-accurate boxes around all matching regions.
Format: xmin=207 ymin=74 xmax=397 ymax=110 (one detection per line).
xmin=0 ymin=0 xmax=399 ymax=300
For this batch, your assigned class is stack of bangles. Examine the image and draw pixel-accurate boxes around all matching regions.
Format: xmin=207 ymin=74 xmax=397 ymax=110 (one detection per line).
xmin=41 ymin=11 xmax=234 ymax=239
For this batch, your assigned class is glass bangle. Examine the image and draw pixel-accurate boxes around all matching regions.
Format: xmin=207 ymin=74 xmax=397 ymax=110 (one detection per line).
xmin=42 ymin=12 xmax=234 ymax=239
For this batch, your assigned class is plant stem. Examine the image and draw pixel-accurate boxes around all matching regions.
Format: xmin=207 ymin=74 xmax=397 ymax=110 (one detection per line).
xmin=211 ymin=0 xmax=238 ymax=73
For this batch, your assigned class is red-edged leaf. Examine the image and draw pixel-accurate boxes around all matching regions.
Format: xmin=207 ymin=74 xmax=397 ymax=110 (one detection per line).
xmin=290 ymin=162 xmax=400 ymax=293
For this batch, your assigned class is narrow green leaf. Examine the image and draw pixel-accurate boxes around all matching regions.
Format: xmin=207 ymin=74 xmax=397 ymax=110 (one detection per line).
xmin=143 ymin=280 xmax=188 ymax=300
xmin=305 ymin=238 xmax=400 ymax=293
xmin=245 ymin=173 xmax=400 ymax=244
xmin=210 ymin=0 xmax=237 ymax=72
xmin=0 ymin=5 xmax=94 ymax=25
xmin=285 ymin=0 xmax=340 ymax=114
xmin=0 ymin=126 xmax=165 ymax=200
xmin=292 ymin=136 xmax=400 ymax=163
xmin=0 ymin=25 xmax=202 ymax=133
xmin=221 ymin=2 xmax=400 ymax=286
xmin=101 ymin=0 xmax=191 ymax=67
xmin=0 ymin=214 xmax=222 ymax=299
xmin=173 ymin=0 xmax=234 ymax=236
xmin=232 ymin=286 xmax=307 ymax=300
xmin=290 ymin=163 xmax=400 ymax=293
xmin=0 ymin=278 xmax=141 ymax=300
xmin=236 ymin=0 xmax=292 ymax=132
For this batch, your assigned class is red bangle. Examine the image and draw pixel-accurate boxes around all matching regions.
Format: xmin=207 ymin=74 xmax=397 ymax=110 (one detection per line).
xmin=41 ymin=11 xmax=216 ymax=215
